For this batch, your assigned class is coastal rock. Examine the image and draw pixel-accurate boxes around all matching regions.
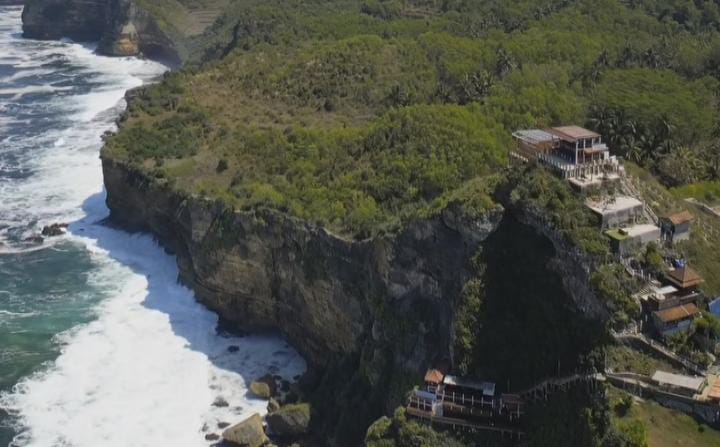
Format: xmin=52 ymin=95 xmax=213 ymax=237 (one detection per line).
xmin=266 ymin=403 xmax=310 ymax=437
xmin=249 ymin=381 xmax=272 ymax=400
xmin=23 ymin=235 xmax=44 ymax=244
xmin=204 ymin=433 xmax=220 ymax=441
xmin=267 ymin=398 xmax=280 ymax=414
xmin=212 ymin=396 xmax=229 ymax=407
xmin=41 ymin=223 xmax=67 ymax=237
xmin=222 ymin=413 xmax=268 ymax=447
xmin=257 ymin=374 xmax=277 ymax=396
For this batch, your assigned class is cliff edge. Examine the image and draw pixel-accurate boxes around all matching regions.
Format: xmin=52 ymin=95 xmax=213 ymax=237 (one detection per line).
xmin=21 ymin=0 xmax=183 ymax=64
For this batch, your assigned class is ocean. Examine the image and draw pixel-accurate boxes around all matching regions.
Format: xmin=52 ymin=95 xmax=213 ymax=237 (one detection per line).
xmin=0 ymin=6 xmax=305 ymax=446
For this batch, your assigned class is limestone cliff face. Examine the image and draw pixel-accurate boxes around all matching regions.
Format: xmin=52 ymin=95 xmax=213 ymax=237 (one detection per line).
xmin=22 ymin=0 xmax=181 ymax=64
xmin=101 ymin=156 xmax=503 ymax=373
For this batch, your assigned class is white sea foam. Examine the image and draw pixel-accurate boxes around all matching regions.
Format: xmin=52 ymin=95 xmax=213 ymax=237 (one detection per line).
xmin=0 ymin=7 xmax=306 ymax=446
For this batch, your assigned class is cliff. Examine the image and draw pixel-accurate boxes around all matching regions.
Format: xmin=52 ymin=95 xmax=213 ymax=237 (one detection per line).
xmin=21 ymin=0 xmax=182 ymax=64
xmin=100 ymin=151 xmax=616 ymax=443
xmin=101 ymin=156 xmax=503 ymax=373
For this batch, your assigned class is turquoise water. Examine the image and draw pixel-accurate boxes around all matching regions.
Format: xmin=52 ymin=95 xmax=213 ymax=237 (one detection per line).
xmin=0 ymin=7 xmax=304 ymax=446
xmin=0 ymin=244 xmax=103 ymax=445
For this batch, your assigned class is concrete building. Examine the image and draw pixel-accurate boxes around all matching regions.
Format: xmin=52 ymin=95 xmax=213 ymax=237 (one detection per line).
xmin=661 ymin=210 xmax=695 ymax=243
xmin=651 ymin=370 xmax=706 ymax=397
xmin=605 ymin=224 xmax=661 ymax=255
xmin=512 ymin=126 xmax=622 ymax=189
xmin=586 ymin=196 xmax=644 ymax=229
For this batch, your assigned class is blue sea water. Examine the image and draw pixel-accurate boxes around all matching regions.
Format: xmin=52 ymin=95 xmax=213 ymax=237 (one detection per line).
xmin=0 ymin=7 xmax=304 ymax=446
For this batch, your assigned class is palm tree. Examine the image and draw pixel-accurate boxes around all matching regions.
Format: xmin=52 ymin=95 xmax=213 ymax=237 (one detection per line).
xmin=494 ymin=47 xmax=516 ymax=78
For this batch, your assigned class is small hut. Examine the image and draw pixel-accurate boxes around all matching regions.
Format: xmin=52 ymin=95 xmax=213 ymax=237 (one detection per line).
xmin=661 ymin=210 xmax=694 ymax=243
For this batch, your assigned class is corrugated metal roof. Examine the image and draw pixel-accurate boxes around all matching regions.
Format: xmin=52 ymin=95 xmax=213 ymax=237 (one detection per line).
xmin=651 ymin=370 xmax=705 ymax=392
xmin=708 ymin=378 xmax=720 ymax=400
xmin=664 ymin=210 xmax=695 ymax=226
xmin=710 ymin=298 xmax=720 ymax=316
xmin=666 ymin=267 xmax=703 ymax=288
xmin=512 ymin=129 xmax=556 ymax=144
xmin=443 ymin=374 xmax=496 ymax=396
xmin=654 ymin=303 xmax=700 ymax=323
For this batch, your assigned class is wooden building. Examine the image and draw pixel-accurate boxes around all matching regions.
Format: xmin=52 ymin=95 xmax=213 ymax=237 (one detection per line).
xmin=439 ymin=375 xmax=496 ymax=410
xmin=661 ymin=210 xmax=695 ymax=243
xmin=652 ymin=303 xmax=700 ymax=336
xmin=424 ymin=369 xmax=445 ymax=393
xmin=665 ymin=267 xmax=704 ymax=292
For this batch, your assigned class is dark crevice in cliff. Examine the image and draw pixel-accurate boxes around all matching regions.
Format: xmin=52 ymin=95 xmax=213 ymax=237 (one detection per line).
xmin=469 ymin=213 xmax=605 ymax=389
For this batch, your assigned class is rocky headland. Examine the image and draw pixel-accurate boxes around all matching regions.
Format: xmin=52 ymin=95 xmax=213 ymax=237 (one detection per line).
xmin=21 ymin=0 xmax=182 ymax=64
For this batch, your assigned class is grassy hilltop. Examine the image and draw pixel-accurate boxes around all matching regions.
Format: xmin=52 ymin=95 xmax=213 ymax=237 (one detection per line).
xmin=105 ymin=0 xmax=720 ymax=239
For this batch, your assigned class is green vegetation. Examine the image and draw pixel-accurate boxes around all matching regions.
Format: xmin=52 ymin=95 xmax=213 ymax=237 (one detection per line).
xmin=365 ymin=408 xmax=465 ymax=447
xmin=606 ymin=344 xmax=683 ymax=376
xmin=103 ymin=0 xmax=720 ymax=444
xmin=673 ymin=180 xmax=720 ymax=205
xmin=107 ymin=0 xmax=720 ymax=238
xmin=625 ymin=163 xmax=720 ymax=296
xmin=526 ymin=386 xmax=646 ymax=447
xmin=609 ymin=387 xmax=720 ymax=447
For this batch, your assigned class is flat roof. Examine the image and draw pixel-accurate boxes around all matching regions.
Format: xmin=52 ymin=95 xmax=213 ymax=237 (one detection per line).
xmin=550 ymin=125 xmax=601 ymax=142
xmin=606 ymin=224 xmax=658 ymax=241
xmin=586 ymin=196 xmax=643 ymax=216
xmin=657 ymin=285 xmax=678 ymax=296
xmin=443 ymin=375 xmax=496 ymax=396
xmin=512 ymin=129 xmax=556 ymax=144
xmin=652 ymin=370 xmax=705 ymax=392
xmin=653 ymin=303 xmax=700 ymax=323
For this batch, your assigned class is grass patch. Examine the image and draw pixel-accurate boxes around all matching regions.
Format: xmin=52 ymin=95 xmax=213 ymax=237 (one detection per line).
xmin=610 ymin=386 xmax=720 ymax=447
xmin=606 ymin=344 xmax=683 ymax=376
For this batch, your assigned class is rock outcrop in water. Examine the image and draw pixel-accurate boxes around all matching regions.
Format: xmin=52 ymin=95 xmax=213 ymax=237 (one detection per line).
xmin=21 ymin=0 xmax=181 ymax=64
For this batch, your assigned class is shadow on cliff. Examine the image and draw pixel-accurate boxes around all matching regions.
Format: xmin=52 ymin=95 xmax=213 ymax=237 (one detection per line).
xmin=464 ymin=213 xmax=606 ymax=390
xmin=72 ymin=190 xmax=305 ymax=393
